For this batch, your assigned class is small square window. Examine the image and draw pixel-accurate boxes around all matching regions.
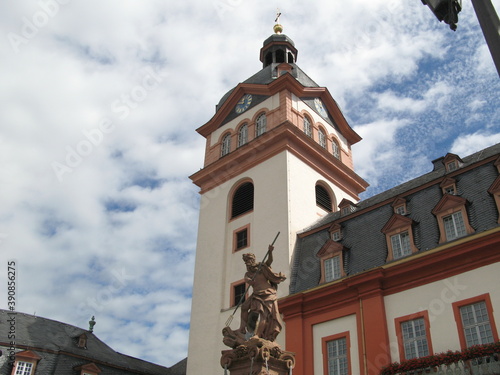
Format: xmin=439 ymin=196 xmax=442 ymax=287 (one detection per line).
xmin=16 ymin=362 xmax=33 ymax=375
xmin=444 ymin=185 xmax=456 ymax=195
xmin=395 ymin=205 xmax=406 ymax=215
xmin=236 ymin=229 xmax=248 ymax=250
xmin=331 ymin=231 xmax=341 ymax=241
xmin=447 ymin=161 xmax=458 ymax=172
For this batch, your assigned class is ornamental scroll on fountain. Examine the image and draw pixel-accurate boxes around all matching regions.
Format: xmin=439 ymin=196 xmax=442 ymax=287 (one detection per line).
xmin=221 ymin=232 xmax=296 ymax=375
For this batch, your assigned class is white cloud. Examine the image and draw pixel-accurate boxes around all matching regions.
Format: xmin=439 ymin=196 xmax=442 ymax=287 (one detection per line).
xmin=450 ymin=131 xmax=500 ymax=156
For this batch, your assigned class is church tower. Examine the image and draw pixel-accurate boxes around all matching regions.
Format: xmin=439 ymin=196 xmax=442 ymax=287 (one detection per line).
xmin=187 ymin=23 xmax=368 ymax=375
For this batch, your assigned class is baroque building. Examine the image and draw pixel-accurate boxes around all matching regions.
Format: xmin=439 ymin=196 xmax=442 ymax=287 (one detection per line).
xmin=187 ymin=24 xmax=500 ymax=375
xmin=0 ymin=310 xmax=186 ymax=375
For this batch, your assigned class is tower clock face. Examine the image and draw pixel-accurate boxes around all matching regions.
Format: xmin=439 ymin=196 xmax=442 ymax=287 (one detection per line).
xmin=235 ymin=94 xmax=253 ymax=114
xmin=314 ymin=98 xmax=328 ymax=118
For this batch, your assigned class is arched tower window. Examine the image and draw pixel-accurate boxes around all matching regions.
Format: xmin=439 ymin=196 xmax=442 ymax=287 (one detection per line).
xmin=276 ymin=49 xmax=285 ymax=63
xmin=231 ymin=182 xmax=254 ymax=218
xmin=256 ymin=113 xmax=267 ymax=137
xmin=316 ymin=184 xmax=333 ymax=212
xmin=332 ymin=139 xmax=340 ymax=160
xmin=221 ymin=133 xmax=231 ymax=157
xmin=303 ymin=116 xmax=312 ymax=137
xmin=238 ymin=123 xmax=248 ymax=147
xmin=318 ymin=128 xmax=326 ymax=148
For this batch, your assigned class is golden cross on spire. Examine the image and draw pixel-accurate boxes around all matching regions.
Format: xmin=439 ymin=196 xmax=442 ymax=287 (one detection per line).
xmin=273 ymin=8 xmax=283 ymax=34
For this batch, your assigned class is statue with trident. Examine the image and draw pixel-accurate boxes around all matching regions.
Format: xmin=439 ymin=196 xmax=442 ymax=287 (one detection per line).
xmin=238 ymin=245 xmax=286 ymax=341
xmin=221 ymin=234 xmax=295 ymax=375
xmin=222 ymin=233 xmax=286 ymax=347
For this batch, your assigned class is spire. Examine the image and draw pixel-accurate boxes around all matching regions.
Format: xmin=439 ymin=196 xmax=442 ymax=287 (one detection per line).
xmin=88 ymin=316 xmax=96 ymax=332
xmin=260 ymin=11 xmax=297 ymax=68
xmin=274 ymin=9 xmax=283 ymax=34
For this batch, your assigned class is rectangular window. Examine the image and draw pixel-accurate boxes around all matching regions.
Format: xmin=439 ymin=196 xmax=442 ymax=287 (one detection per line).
xmin=326 ymin=337 xmax=348 ymax=375
xmin=401 ymin=318 xmax=430 ymax=359
xmin=460 ymin=301 xmax=494 ymax=347
xmin=395 ymin=205 xmax=406 ymax=215
xmin=444 ymin=186 xmax=456 ymax=195
xmin=390 ymin=231 xmax=411 ymax=259
xmin=447 ymin=161 xmax=458 ymax=172
xmin=16 ymin=362 xmax=33 ymax=375
xmin=443 ymin=212 xmax=467 ymax=240
xmin=325 ymin=256 xmax=341 ymax=282
xmin=236 ymin=229 xmax=248 ymax=250
xmin=233 ymin=283 xmax=246 ymax=307
xmin=331 ymin=231 xmax=341 ymax=241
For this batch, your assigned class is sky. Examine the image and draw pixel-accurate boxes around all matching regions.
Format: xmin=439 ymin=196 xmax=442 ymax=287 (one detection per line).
xmin=0 ymin=0 xmax=499 ymax=369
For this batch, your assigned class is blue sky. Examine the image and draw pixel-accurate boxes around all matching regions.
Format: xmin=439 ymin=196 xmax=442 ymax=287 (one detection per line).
xmin=0 ymin=0 xmax=499 ymax=368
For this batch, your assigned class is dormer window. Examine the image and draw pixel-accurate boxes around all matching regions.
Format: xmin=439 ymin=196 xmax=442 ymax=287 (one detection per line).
xmin=11 ymin=351 xmax=41 ymax=375
xmin=14 ymin=362 xmax=33 ymax=375
xmin=317 ymin=239 xmax=347 ymax=283
xmin=447 ymin=160 xmax=458 ymax=172
xmin=74 ymin=363 xmax=102 ymax=375
xmin=432 ymin=194 xmax=475 ymax=243
xmin=392 ymin=197 xmax=408 ymax=215
xmin=443 ymin=153 xmax=464 ymax=173
xmin=77 ymin=333 xmax=88 ymax=348
xmin=339 ymin=199 xmax=357 ymax=216
xmin=441 ymin=177 xmax=457 ymax=195
xmin=382 ymin=214 xmax=418 ymax=261
xmin=329 ymin=223 xmax=342 ymax=241
xmin=488 ymin=175 xmax=500 ymax=223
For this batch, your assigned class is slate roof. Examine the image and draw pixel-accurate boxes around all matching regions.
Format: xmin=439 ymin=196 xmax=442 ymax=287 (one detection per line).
xmin=0 ymin=310 xmax=185 ymax=375
xmin=216 ymin=63 xmax=320 ymax=112
xmin=290 ymin=142 xmax=500 ymax=294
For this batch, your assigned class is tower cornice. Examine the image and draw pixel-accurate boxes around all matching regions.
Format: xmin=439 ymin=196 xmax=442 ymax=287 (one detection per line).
xmin=190 ymin=120 xmax=368 ymax=197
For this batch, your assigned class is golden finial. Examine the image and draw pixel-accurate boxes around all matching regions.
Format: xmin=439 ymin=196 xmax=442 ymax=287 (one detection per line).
xmin=273 ymin=9 xmax=283 ymax=34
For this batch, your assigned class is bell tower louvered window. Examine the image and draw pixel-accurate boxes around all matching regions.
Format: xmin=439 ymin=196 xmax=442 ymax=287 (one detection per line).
xmin=231 ymin=182 xmax=254 ymax=218
xmin=316 ymin=184 xmax=332 ymax=212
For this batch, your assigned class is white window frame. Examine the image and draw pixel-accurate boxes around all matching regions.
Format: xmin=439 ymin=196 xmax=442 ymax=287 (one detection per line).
xmin=401 ymin=318 xmax=430 ymax=360
xmin=15 ymin=362 xmax=33 ymax=375
xmin=443 ymin=211 xmax=467 ymax=241
xmin=460 ymin=301 xmax=494 ymax=347
xmin=237 ymin=123 xmax=248 ymax=147
xmin=318 ymin=128 xmax=326 ymax=148
xmin=221 ymin=133 xmax=231 ymax=156
xmin=324 ymin=256 xmax=341 ymax=282
xmin=256 ymin=113 xmax=267 ymax=137
xmin=326 ymin=337 xmax=348 ymax=375
xmin=303 ymin=116 xmax=312 ymax=137
xmin=390 ymin=231 xmax=412 ymax=259
xmin=332 ymin=140 xmax=340 ymax=159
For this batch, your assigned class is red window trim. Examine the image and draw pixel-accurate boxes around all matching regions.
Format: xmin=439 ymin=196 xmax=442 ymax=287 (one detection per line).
xmin=321 ymin=331 xmax=351 ymax=375
xmin=452 ymin=293 xmax=499 ymax=350
xmin=394 ymin=310 xmax=434 ymax=362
